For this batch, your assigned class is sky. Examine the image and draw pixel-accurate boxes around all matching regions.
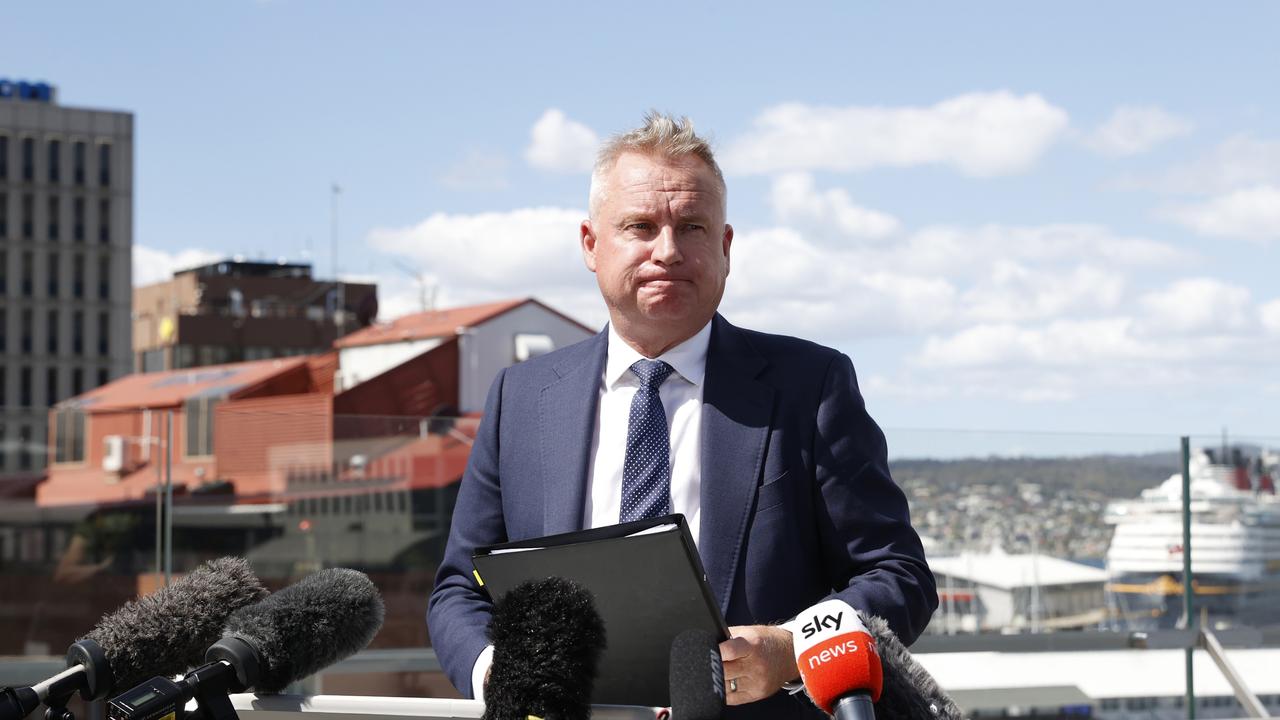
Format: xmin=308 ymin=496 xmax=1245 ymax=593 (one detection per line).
xmin=8 ymin=2 xmax=1279 ymax=457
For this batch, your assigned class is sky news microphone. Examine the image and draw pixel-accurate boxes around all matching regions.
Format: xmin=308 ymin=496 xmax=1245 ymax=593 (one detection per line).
xmin=482 ymin=577 xmax=605 ymax=720
xmin=786 ymin=599 xmax=881 ymax=720
xmin=668 ymin=628 xmax=724 ymax=720
xmin=106 ymin=568 xmax=384 ymax=720
xmin=0 ymin=557 xmax=267 ymax=720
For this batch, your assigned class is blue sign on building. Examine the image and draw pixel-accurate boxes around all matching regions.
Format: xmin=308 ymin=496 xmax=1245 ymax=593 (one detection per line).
xmin=0 ymin=79 xmax=55 ymax=102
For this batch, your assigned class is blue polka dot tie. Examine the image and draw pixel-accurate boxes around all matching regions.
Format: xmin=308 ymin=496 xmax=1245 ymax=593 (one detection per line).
xmin=620 ymin=359 xmax=675 ymax=523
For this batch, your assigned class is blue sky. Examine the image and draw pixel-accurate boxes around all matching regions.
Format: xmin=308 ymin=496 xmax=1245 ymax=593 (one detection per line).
xmin=9 ymin=2 xmax=1279 ymax=455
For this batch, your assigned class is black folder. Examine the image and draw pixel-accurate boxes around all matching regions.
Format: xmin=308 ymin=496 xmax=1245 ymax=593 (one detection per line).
xmin=472 ymin=513 xmax=729 ymax=707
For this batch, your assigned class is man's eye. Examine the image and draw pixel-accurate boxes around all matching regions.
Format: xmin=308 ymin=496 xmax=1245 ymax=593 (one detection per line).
xmin=626 ymin=223 xmax=652 ymax=232
xmin=681 ymin=223 xmax=706 ymax=233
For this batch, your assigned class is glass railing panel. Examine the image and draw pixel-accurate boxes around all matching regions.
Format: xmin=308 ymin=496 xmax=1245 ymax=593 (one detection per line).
xmin=885 ymin=427 xmax=1184 ymax=637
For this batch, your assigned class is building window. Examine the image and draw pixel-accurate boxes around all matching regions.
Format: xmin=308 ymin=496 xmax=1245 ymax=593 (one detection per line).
xmin=73 ymin=141 xmax=86 ymax=185
xmin=73 ymin=197 xmax=85 ymax=241
xmin=141 ymin=348 xmax=165 ymax=373
xmin=21 ymin=138 xmax=34 ymax=181
xmin=98 ymin=198 xmax=110 ymax=243
xmin=19 ymin=367 xmax=32 ymax=407
xmin=47 ymin=310 xmax=59 ymax=354
xmin=96 ymin=367 xmax=108 ymax=387
xmin=71 ymin=368 xmax=83 ymax=396
xmin=185 ymin=396 xmax=221 ymax=457
xmin=98 ymin=255 xmax=110 ymax=299
xmin=48 ymin=196 xmax=59 ymax=239
xmin=98 ymin=311 xmax=109 ymax=356
xmin=0 ymin=135 xmax=8 ymax=180
xmin=73 ymin=253 xmax=84 ymax=298
xmin=46 ymin=368 xmax=57 ymax=406
xmin=48 ymin=139 xmax=61 ymax=183
xmin=174 ymin=345 xmax=194 ymax=369
xmin=18 ymin=426 xmax=32 ymax=471
xmin=20 ymin=308 xmax=32 ymax=354
xmin=47 ymin=251 xmax=59 ymax=298
xmin=53 ymin=408 xmax=86 ymax=464
xmin=0 ymin=192 xmax=8 ymax=237
xmin=72 ymin=311 xmax=84 ymax=355
xmin=21 ymin=193 xmax=33 ymax=239
xmin=98 ymin=143 xmax=111 ymax=187
xmin=21 ymin=251 xmax=33 ymax=297
xmin=0 ymin=249 xmax=7 ymax=295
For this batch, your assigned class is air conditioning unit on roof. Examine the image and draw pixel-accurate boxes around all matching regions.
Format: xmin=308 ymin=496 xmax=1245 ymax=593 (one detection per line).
xmin=103 ymin=435 xmax=126 ymax=473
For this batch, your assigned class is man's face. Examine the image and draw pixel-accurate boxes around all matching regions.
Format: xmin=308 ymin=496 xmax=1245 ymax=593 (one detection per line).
xmin=581 ymin=152 xmax=733 ymax=354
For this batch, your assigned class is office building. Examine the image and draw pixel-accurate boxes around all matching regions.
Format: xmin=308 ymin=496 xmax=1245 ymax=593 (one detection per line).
xmin=0 ymin=79 xmax=133 ymax=477
xmin=132 ymin=258 xmax=377 ymax=372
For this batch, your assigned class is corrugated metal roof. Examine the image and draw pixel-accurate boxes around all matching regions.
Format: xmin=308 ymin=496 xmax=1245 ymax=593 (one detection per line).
xmin=66 ymin=357 xmax=311 ymax=412
xmin=334 ymin=298 xmax=530 ymax=349
xmin=930 ymin=548 xmax=1108 ymax=589
xmin=918 ymin=647 xmax=1280 ymax=699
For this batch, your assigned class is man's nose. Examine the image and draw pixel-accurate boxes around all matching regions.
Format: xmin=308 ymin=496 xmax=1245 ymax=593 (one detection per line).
xmin=652 ymin=226 xmax=682 ymax=264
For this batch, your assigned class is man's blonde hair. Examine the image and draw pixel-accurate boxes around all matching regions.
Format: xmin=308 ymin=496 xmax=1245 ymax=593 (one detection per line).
xmin=588 ymin=111 xmax=726 ymax=219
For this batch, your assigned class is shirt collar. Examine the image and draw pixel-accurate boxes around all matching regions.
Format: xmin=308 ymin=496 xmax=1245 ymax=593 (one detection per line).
xmin=605 ymin=320 xmax=712 ymax=389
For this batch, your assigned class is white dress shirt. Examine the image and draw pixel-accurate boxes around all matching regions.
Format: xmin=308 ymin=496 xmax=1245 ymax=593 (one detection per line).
xmin=584 ymin=320 xmax=709 ymax=542
xmin=471 ymin=320 xmax=713 ymax=700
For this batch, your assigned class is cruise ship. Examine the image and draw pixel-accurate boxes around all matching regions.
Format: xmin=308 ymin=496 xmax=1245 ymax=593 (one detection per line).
xmin=1104 ymin=446 xmax=1280 ymax=630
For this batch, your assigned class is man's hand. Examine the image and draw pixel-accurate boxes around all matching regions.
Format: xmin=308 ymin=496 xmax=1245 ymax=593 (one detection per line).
xmin=718 ymin=624 xmax=798 ymax=705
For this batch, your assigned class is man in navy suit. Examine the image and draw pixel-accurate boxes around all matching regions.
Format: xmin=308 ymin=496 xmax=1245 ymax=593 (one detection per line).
xmin=428 ymin=113 xmax=936 ymax=717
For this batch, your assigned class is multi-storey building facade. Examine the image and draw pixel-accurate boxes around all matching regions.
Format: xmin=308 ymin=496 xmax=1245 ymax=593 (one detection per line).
xmin=0 ymin=80 xmax=133 ymax=477
xmin=133 ymin=259 xmax=378 ymax=373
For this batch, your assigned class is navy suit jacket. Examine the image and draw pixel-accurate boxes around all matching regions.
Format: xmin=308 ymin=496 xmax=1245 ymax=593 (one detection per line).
xmin=427 ymin=315 xmax=936 ymax=718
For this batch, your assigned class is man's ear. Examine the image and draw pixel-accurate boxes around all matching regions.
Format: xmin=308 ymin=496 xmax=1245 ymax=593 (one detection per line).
xmin=581 ymin=219 xmax=598 ymax=272
xmin=723 ymin=223 xmax=733 ymax=275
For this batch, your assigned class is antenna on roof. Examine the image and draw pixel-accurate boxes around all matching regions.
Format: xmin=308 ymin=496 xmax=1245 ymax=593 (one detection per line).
xmin=393 ymin=260 xmax=437 ymax=312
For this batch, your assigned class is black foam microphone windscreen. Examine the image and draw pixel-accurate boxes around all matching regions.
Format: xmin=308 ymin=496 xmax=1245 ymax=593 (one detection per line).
xmin=483 ymin=577 xmax=606 ymax=720
xmin=856 ymin=612 xmax=961 ymax=720
xmin=80 ymin=556 xmax=269 ymax=694
xmin=217 ymin=567 xmax=385 ymax=692
xmin=668 ymin=628 xmax=724 ymax=720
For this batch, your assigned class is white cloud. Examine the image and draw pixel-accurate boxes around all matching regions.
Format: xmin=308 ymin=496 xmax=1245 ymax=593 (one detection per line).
xmin=1139 ymin=278 xmax=1254 ymax=334
xmin=768 ymin=173 xmax=901 ymax=240
xmin=912 ymin=318 xmax=1149 ymax=369
xmin=888 ymin=223 xmax=1188 ymax=279
xmin=1257 ymin=299 xmax=1280 ymax=335
xmin=368 ymin=206 xmax=587 ymax=287
xmin=439 ymin=148 xmax=509 ymax=190
xmin=961 ymin=262 xmax=1126 ymax=324
xmin=524 ymin=109 xmax=599 ymax=174
xmin=133 ymin=246 xmax=223 ymax=287
xmin=722 ymin=92 xmax=1070 ymax=177
xmin=1165 ymin=185 xmax=1280 ymax=241
xmin=721 ymin=222 xmax=1182 ymax=344
xmin=1084 ymin=105 xmax=1192 ymax=156
xmin=1113 ymin=135 xmax=1280 ymax=194
xmin=365 ymin=205 xmax=608 ymax=327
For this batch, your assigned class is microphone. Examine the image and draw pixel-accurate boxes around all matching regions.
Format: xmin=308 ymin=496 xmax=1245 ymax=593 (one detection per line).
xmin=787 ymin=599 xmax=881 ymax=720
xmin=482 ymin=577 xmax=606 ymax=720
xmin=1 ymin=557 xmax=267 ymax=720
xmin=856 ymin=611 xmax=961 ymax=720
xmin=107 ymin=568 xmax=384 ymax=720
xmin=668 ymin=628 xmax=724 ymax=720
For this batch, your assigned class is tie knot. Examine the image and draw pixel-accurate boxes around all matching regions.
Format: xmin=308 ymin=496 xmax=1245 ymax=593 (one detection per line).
xmin=630 ymin=359 xmax=674 ymax=389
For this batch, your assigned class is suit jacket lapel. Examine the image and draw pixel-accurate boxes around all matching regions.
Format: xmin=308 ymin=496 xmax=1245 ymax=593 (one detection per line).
xmin=539 ymin=329 xmax=608 ymax=535
xmin=699 ymin=315 xmax=773 ymax=615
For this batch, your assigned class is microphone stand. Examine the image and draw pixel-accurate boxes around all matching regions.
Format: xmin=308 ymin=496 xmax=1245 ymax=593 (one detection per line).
xmin=834 ymin=693 xmax=875 ymax=720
